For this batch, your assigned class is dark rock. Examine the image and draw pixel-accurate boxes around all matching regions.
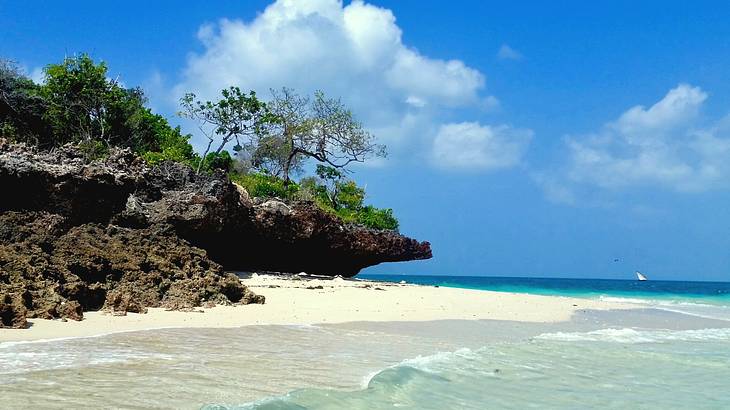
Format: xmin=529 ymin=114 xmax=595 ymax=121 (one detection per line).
xmin=57 ymin=300 xmax=83 ymax=321
xmin=0 ymin=141 xmax=146 ymax=224
xmin=0 ymin=210 xmax=262 ymax=324
xmin=131 ymin=163 xmax=432 ymax=275
xmin=104 ymin=290 xmax=148 ymax=316
xmin=0 ymin=139 xmax=431 ymax=279
xmin=0 ymin=292 xmax=28 ymax=328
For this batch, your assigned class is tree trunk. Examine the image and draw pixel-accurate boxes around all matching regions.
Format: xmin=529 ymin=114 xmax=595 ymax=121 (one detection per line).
xmin=283 ymin=150 xmax=297 ymax=186
xmin=213 ymin=131 xmax=234 ymax=155
xmin=197 ymin=137 xmax=214 ymax=174
xmin=282 ymin=130 xmax=296 ymax=186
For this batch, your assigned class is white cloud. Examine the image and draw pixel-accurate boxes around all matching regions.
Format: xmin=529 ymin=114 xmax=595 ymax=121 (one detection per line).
xmin=497 ymin=44 xmax=523 ymax=61
xmin=173 ymin=0 xmax=500 ymax=163
xmin=610 ymin=84 xmax=707 ymax=146
xmin=547 ymin=84 xmax=730 ymax=199
xmin=432 ymin=122 xmax=533 ymax=170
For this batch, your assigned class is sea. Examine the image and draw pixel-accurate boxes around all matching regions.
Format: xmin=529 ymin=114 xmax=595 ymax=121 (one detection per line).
xmin=2 ymin=275 xmax=730 ymax=409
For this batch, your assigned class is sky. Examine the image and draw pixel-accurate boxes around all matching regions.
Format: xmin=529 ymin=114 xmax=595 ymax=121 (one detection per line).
xmin=2 ymin=0 xmax=729 ymax=281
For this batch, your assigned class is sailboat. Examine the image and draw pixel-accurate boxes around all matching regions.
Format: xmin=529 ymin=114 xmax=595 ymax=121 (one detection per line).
xmin=635 ymin=271 xmax=648 ymax=281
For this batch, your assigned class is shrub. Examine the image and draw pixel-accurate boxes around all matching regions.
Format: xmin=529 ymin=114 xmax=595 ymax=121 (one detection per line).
xmin=231 ymin=172 xmax=300 ymax=199
xmin=235 ymin=169 xmax=399 ymax=231
xmin=77 ymin=139 xmax=109 ymax=161
xmin=356 ymin=206 xmax=399 ymax=231
xmin=141 ymin=124 xmax=199 ymax=167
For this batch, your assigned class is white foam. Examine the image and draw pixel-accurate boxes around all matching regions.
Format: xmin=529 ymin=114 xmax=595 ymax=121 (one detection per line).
xmin=536 ymin=327 xmax=730 ymax=344
xmin=357 ymin=348 xmax=476 ymax=388
xmin=598 ymin=296 xmax=730 ymax=322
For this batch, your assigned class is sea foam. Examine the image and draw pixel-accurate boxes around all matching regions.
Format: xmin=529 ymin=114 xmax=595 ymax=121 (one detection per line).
xmin=536 ymin=327 xmax=730 ymax=344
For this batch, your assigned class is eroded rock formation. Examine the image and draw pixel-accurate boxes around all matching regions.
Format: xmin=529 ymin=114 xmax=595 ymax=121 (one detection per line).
xmin=0 ymin=211 xmax=263 ymax=327
xmin=0 ymin=139 xmax=431 ymax=327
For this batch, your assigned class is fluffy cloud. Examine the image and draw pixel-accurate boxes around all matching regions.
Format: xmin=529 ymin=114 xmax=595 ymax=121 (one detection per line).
xmin=432 ymin=122 xmax=533 ymax=170
xmin=174 ymin=0 xmax=491 ymax=153
xmin=545 ymin=84 xmax=730 ymax=199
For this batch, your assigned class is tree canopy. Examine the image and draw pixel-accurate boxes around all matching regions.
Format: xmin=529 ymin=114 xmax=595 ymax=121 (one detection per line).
xmin=1 ymin=54 xmax=197 ymax=164
xmin=178 ymin=87 xmax=274 ymax=173
xmin=261 ymin=88 xmax=386 ymax=185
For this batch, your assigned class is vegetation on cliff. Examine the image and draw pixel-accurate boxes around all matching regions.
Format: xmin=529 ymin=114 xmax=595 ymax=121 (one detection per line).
xmin=230 ymin=165 xmax=399 ymax=231
xmin=0 ymin=54 xmax=398 ymax=230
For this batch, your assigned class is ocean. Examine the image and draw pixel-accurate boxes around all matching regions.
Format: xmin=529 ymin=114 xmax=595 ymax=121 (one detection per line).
xmin=364 ymin=274 xmax=730 ymax=321
xmin=2 ymin=275 xmax=730 ymax=409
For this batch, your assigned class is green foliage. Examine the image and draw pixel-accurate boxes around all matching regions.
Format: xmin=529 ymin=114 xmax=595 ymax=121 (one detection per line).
xmin=0 ymin=60 xmax=50 ymax=144
xmin=202 ymin=150 xmax=233 ymax=172
xmin=315 ymin=164 xmax=344 ymax=181
xmin=231 ymin=172 xmax=300 ymax=199
xmin=41 ymin=54 xmax=115 ymax=143
xmin=179 ymin=87 xmax=275 ymax=173
xmin=356 ymin=206 xmax=399 ymax=231
xmin=315 ymin=178 xmax=399 ymax=231
xmin=77 ymin=139 xmax=109 ymax=161
xmin=141 ymin=124 xmax=199 ymax=167
xmin=1 ymin=54 xmax=199 ymax=167
xmin=248 ymin=134 xmax=301 ymax=176
xmin=236 ymin=166 xmax=399 ymax=231
xmin=264 ymin=88 xmax=386 ymax=184
xmin=40 ymin=54 xmax=182 ymax=153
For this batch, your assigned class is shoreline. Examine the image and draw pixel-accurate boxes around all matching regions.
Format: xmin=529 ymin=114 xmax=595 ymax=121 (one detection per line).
xmin=1 ymin=274 xmax=635 ymax=343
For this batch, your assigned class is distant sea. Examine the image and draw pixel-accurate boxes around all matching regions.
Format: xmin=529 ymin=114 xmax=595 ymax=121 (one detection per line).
xmin=362 ymin=274 xmax=730 ymax=321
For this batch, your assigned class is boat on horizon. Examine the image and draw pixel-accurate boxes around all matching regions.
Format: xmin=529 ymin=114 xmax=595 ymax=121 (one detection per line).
xmin=636 ymin=271 xmax=648 ymax=281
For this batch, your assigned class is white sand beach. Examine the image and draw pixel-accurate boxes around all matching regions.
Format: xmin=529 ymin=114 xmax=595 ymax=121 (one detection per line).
xmin=0 ymin=274 xmax=633 ymax=343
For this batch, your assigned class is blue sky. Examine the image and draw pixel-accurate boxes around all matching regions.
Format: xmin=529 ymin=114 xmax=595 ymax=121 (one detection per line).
xmin=2 ymin=0 xmax=729 ymax=281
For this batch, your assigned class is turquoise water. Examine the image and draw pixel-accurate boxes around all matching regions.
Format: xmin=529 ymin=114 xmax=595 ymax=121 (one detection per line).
xmin=362 ymin=274 xmax=730 ymax=321
xmin=211 ymin=327 xmax=730 ymax=410
xmin=3 ymin=276 xmax=730 ymax=409
xmin=209 ymin=275 xmax=730 ymax=410
xmin=360 ymin=274 xmax=730 ymax=303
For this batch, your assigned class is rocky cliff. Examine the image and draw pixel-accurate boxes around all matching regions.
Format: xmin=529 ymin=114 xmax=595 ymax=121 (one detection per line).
xmin=0 ymin=140 xmax=431 ymax=327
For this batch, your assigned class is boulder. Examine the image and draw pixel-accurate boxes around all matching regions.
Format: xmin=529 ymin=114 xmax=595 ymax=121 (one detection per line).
xmin=0 ymin=293 xmax=28 ymax=329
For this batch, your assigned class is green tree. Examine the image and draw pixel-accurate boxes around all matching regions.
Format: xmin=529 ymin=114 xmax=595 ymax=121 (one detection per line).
xmin=179 ymin=87 xmax=274 ymax=173
xmin=41 ymin=54 xmax=116 ymax=144
xmin=36 ymin=54 xmax=186 ymax=156
xmin=266 ymin=88 xmax=386 ymax=185
xmin=307 ymin=165 xmax=398 ymax=231
xmin=0 ymin=60 xmax=50 ymax=144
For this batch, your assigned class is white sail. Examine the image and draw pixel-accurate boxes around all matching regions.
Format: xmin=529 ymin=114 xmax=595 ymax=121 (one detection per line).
xmin=636 ymin=271 xmax=648 ymax=281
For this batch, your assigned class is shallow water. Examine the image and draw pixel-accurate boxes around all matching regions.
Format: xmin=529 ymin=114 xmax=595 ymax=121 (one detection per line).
xmin=230 ymin=327 xmax=730 ymax=410
xmin=0 ymin=322 xmax=476 ymax=409
xmin=2 ymin=309 xmax=729 ymax=409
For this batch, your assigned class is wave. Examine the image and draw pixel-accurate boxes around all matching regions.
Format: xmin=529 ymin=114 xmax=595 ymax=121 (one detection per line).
xmin=597 ymin=295 xmax=730 ymax=321
xmin=203 ymin=325 xmax=730 ymax=410
xmin=536 ymin=327 xmax=730 ymax=344
xmin=0 ymin=348 xmax=175 ymax=376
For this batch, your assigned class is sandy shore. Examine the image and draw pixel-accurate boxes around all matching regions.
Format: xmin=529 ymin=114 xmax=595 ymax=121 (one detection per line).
xmin=0 ymin=274 xmax=634 ymax=342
